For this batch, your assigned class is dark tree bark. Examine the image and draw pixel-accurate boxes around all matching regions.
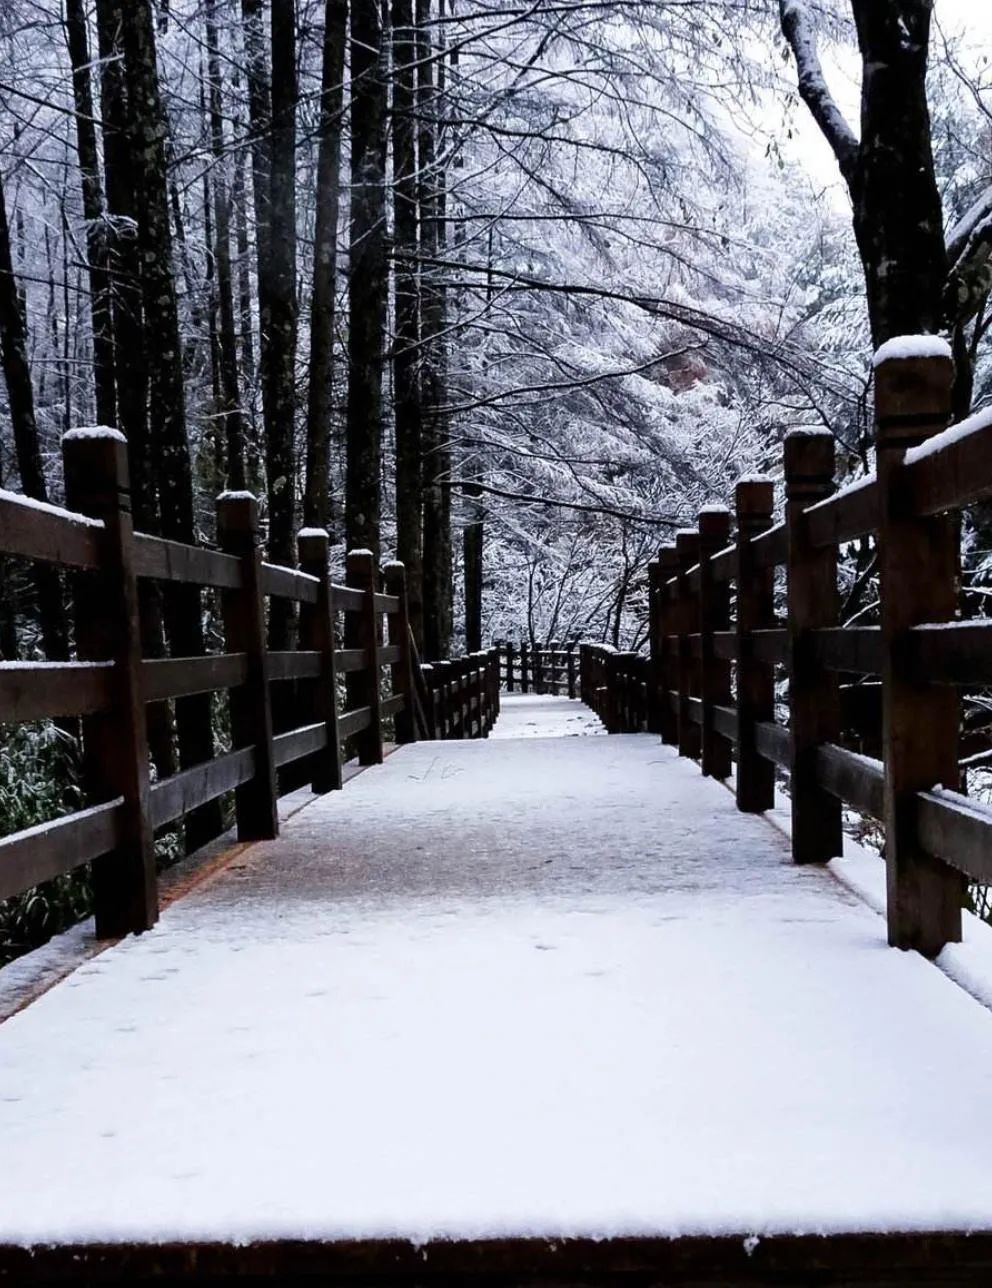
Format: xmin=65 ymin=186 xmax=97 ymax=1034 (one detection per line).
xmin=206 ymin=0 xmax=247 ymax=489
xmin=65 ymin=0 xmax=117 ymax=429
xmin=391 ymin=0 xmax=424 ymax=644
xmin=780 ymin=0 xmax=946 ymax=347
xmin=304 ymin=0 xmax=347 ymax=533
xmin=418 ymin=0 xmax=451 ymax=659
xmin=463 ymin=484 xmax=483 ymax=652
xmin=123 ymin=0 xmax=222 ymax=850
xmin=346 ymin=0 xmax=389 ymax=560
xmin=0 ymin=168 xmax=70 ymax=661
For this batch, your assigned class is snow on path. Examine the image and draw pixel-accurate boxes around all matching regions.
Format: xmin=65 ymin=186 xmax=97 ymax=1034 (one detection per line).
xmin=489 ymin=692 xmax=605 ymax=738
xmin=3 ymin=734 xmax=992 ymax=1246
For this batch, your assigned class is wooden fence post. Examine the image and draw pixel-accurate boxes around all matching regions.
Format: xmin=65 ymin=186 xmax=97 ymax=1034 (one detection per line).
xmin=658 ymin=546 xmax=679 ymax=746
xmin=567 ymin=643 xmax=577 ymax=700
xmin=647 ymin=559 xmax=662 ymax=734
xmin=876 ymin=347 xmax=964 ymax=955
xmin=435 ymin=660 xmax=452 ymax=738
xmin=383 ymin=561 xmax=417 ymax=744
xmin=63 ymin=429 xmax=157 ymax=937
xmin=520 ymin=642 xmax=530 ymax=693
xmin=298 ymin=527 xmax=343 ymax=792
xmin=421 ymin=663 xmax=437 ymax=738
xmin=675 ymin=530 xmax=701 ymax=760
xmin=347 ymin=549 xmax=384 ymax=765
xmin=698 ymin=506 xmax=732 ymax=779
xmin=784 ymin=431 xmax=842 ymax=864
xmin=506 ymin=641 xmax=515 ymax=692
xmin=735 ymin=478 xmax=776 ymax=814
xmin=217 ymin=492 xmax=279 ymax=841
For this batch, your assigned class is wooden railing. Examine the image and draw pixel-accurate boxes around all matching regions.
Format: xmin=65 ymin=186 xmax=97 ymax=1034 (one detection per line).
xmin=584 ymin=346 xmax=992 ymax=959
xmin=0 ymin=431 xmax=490 ymax=943
xmin=496 ymin=640 xmax=579 ymax=698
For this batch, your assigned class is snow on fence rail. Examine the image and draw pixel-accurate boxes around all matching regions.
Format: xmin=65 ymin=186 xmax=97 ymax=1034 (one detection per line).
xmin=581 ymin=345 xmax=992 ymax=961
xmin=0 ymin=433 xmax=500 ymax=942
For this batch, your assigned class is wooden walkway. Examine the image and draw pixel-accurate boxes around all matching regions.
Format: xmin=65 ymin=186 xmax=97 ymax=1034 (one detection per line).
xmin=4 ymin=697 xmax=992 ymax=1283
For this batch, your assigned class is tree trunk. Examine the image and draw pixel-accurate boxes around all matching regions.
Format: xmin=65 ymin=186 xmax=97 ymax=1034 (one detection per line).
xmin=206 ymin=0 xmax=247 ymax=489
xmin=123 ymin=0 xmax=221 ymax=851
xmin=850 ymin=1 xmax=947 ymax=347
xmin=346 ymin=0 xmax=388 ymax=560
xmin=0 ymin=169 xmax=70 ymax=661
xmin=392 ymin=0 xmax=424 ymax=644
xmin=65 ymin=0 xmax=117 ymax=429
xmin=418 ymin=0 xmax=451 ymax=659
xmin=304 ymin=0 xmax=347 ymax=533
xmin=463 ymin=484 xmax=483 ymax=652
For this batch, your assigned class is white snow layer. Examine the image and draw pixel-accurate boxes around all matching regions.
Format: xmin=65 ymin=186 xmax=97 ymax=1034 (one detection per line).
xmin=903 ymin=402 xmax=992 ymax=466
xmin=0 ymin=488 xmax=103 ymax=528
xmin=62 ymin=426 xmax=127 ymax=443
xmin=873 ymin=334 xmax=953 ymax=366
xmin=489 ymin=693 xmax=604 ymax=739
xmin=4 ymin=725 xmax=992 ymax=1246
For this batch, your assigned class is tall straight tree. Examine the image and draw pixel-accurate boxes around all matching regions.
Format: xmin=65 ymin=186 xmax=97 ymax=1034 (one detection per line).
xmin=0 ymin=170 xmax=69 ymax=661
xmin=65 ymin=0 xmax=116 ymax=428
xmin=418 ymin=0 xmax=452 ymax=658
xmin=391 ymin=0 xmax=424 ymax=645
xmin=346 ymin=0 xmax=389 ymax=559
xmin=264 ymin=0 xmax=299 ymax=646
xmin=122 ymin=0 xmax=222 ymax=850
xmin=205 ymin=0 xmax=247 ymax=489
xmin=304 ymin=0 xmax=347 ymax=531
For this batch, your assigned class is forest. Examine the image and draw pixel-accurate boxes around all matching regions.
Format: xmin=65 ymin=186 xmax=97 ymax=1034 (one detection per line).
xmin=1 ymin=0 xmax=992 ymax=957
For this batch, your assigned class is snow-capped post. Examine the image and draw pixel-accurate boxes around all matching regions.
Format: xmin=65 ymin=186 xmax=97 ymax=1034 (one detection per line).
xmin=874 ymin=339 xmax=964 ymax=956
xmin=675 ymin=530 xmax=701 ymax=761
xmin=346 ymin=549 xmax=384 ymax=765
xmin=647 ymin=559 xmax=662 ymax=734
xmin=566 ymin=642 xmax=577 ymax=701
xmin=735 ymin=478 xmax=776 ymax=815
xmin=784 ymin=431 xmax=842 ymax=864
xmin=658 ymin=546 xmax=679 ymax=746
xmin=62 ymin=428 xmax=157 ymax=938
xmin=698 ymin=506 xmax=732 ymax=780
xmin=297 ymin=528 xmax=344 ymax=790
xmin=382 ymin=562 xmax=416 ymax=744
xmin=217 ymin=493 xmax=278 ymax=841
xmin=420 ymin=663 xmax=436 ymax=738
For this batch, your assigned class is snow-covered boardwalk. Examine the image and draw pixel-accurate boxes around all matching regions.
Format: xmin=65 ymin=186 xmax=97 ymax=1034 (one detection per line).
xmin=4 ymin=696 xmax=992 ymax=1283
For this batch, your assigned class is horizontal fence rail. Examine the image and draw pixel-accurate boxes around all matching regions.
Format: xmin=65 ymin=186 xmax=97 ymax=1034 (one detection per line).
xmin=0 ymin=433 xmax=499 ymax=941
xmin=495 ymin=640 xmax=579 ymax=699
xmin=580 ymin=346 xmax=992 ymax=960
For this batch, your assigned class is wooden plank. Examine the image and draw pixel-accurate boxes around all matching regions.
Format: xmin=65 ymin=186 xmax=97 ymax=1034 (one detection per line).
xmin=335 ymin=647 xmax=368 ymax=673
xmin=267 ymin=651 xmax=322 ymax=682
xmin=133 ymin=532 xmax=242 ymax=589
xmin=809 ymin=627 xmax=882 ymax=675
xmin=381 ymin=692 xmax=406 ymax=719
xmin=272 ymin=722 xmax=329 ymax=770
xmin=815 ymin=744 xmax=884 ymax=819
xmin=755 ymin=719 xmax=791 ymax=767
xmin=709 ymin=542 xmax=736 ymax=583
xmin=712 ymin=703 xmax=737 ymax=741
xmin=698 ymin=507 xmax=733 ymax=779
xmin=338 ymin=706 xmax=372 ymax=739
xmin=903 ymin=406 xmax=992 ymax=517
xmin=0 ymin=661 xmax=114 ymax=721
xmin=917 ymin=787 xmax=992 ymax=885
xmin=260 ymin=562 xmax=319 ymax=604
xmin=149 ymin=748 xmax=255 ymax=830
xmin=331 ymin=583 xmax=365 ymax=613
xmin=750 ymin=628 xmax=787 ymax=665
xmin=373 ymin=592 xmax=400 ymax=614
xmin=0 ymin=490 xmax=105 ymax=570
xmin=380 ymin=644 xmax=402 ymax=666
xmin=805 ymin=478 xmax=878 ymax=548
xmin=0 ymin=799 xmax=122 ymax=902
xmin=904 ymin=621 xmax=992 ymax=686
xmin=712 ymin=631 xmax=736 ymax=661
xmin=141 ymin=654 xmax=248 ymax=703
xmin=750 ymin=520 xmax=787 ymax=570
xmin=6 ymin=1230 xmax=992 ymax=1286
xmin=735 ymin=479 xmax=776 ymax=814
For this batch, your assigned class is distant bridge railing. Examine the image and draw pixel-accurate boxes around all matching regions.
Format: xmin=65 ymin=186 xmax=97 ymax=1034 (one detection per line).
xmin=495 ymin=640 xmax=579 ymax=698
xmin=0 ymin=431 xmax=496 ymax=945
xmin=583 ymin=345 xmax=992 ymax=960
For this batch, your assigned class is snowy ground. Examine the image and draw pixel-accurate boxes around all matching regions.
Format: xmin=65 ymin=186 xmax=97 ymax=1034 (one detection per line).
xmin=3 ymin=704 xmax=992 ymax=1247
xmin=489 ymin=692 xmax=605 ymax=738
